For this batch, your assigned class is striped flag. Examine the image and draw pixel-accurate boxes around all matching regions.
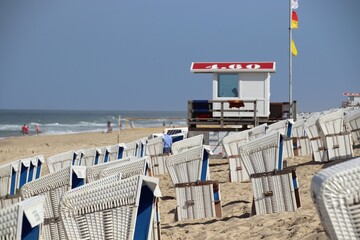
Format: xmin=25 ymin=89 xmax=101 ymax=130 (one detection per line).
xmin=292 ymin=11 xmax=298 ymax=29
xmin=291 ymin=40 xmax=298 ymax=56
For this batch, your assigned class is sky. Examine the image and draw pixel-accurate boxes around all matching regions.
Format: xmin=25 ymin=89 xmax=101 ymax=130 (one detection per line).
xmin=0 ymin=0 xmax=359 ymax=113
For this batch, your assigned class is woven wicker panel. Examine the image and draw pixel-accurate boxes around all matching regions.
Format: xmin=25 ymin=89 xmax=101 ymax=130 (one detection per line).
xmin=171 ymin=134 xmax=204 ymax=155
xmin=239 ymin=131 xmax=282 ymax=175
xmin=100 ymin=157 xmax=149 ymax=179
xmin=0 ymin=201 xmax=19 ymax=238
xmin=311 ymin=157 xmax=360 ymax=239
xmin=47 ymin=151 xmax=76 ymax=173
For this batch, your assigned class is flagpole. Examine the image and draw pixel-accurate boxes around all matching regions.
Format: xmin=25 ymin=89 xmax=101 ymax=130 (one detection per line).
xmin=289 ymin=0 xmax=293 ymax=118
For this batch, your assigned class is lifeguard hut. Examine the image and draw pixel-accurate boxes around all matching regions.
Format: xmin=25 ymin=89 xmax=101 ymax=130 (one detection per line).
xmin=188 ymin=61 xmax=295 ymax=131
xmin=342 ymin=92 xmax=360 ymax=107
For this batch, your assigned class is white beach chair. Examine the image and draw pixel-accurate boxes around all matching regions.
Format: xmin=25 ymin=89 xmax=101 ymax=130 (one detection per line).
xmin=136 ymin=137 xmax=148 ymax=157
xmin=107 ymin=143 xmax=126 ymax=161
xmin=21 ymin=166 xmax=86 ymax=240
xmin=0 ymin=195 xmax=45 ymax=240
xmin=291 ymin=119 xmax=312 ymax=157
xmin=171 ymin=134 xmax=204 ymax=155
xmin=267 ymin=119 xmax=294 ymax=159
xmin=247 ymin=123 xmax=268 ymax=141
xmin=60 ymin=175 xmax=162 ymax=240
xmin=86 ymin=156 xmax=134 ymax=182
xmin=344 ymin=108 xmax=360 ymax=146
xmin=81 ymin=147 xmax=101 ymax=167
xmin=250 ymin=167 xmax=301 ymax=215
xmin=239 ymin=131 xmax=284 ymax=176
xmin=222 ymin=131 xmax=249 ymax=182
xmin=305 ymin=114 xmax=328 ymax=162
xmin=17 ymin=156 xmax=44 ymax=190
xmin=166 ymin=146 xmax=222 ymax=221
xmin=0 ymin=161 xmax=21 ymax=209
xmin=311 ymin=156 xmax=360 ymax=239
xmin=124 ymin=140 xmax=139 ymax=157
xmin=100 ymin=157 xmax=150 ymax=180
xmin=316 ymin=109 xmax=353 ymax=161
xmin=46 ymin=150 xmax=83 ymax=173
xmin=146 ymin=136 xmax=168 ymax=175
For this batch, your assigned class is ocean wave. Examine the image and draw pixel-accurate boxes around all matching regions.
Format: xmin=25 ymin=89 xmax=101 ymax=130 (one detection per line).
xmin=0 ymin=124 xmax=23 ymax=131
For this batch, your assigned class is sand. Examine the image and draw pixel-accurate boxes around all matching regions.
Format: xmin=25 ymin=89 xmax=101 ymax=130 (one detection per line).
xmin=1 ymin=128 xmax=359 ymax=240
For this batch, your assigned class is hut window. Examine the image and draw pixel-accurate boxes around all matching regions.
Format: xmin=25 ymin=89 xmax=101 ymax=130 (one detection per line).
xmin=218 ymin=74 xmax=238 ymax=97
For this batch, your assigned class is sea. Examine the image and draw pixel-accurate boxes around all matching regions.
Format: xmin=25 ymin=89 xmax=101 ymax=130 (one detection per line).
xmin=0 ymin=109 xmax=187 ymax=139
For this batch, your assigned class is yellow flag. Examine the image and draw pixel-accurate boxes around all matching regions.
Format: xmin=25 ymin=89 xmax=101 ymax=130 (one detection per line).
xmin=291 ymin=40 xmax=298 ymax=56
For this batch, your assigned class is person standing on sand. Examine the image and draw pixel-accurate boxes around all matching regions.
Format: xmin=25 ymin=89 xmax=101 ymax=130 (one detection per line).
xmin=162 ymin=130 xmax=173 ymax=154
xmin=106 ymin=121 xmax=113 ymax=133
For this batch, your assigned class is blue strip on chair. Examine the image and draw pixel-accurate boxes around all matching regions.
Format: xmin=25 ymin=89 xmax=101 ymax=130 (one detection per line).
xmin=200 ymin=149 xmax=209 ymax=181
xmin=140 ymin=144 xmax=145 ymax=157
xmin=19 ymin=163 xmax=29 ymax=189
xmin=35 ymin=160 xmax=42 ymax=179
xmin=72 ymin=153 xmax=77 ymax=165
xmin=21 ymin=212 xmax=40 ymax=240
xmin=71 ymin=170 xmax=85 ymax=189
xmin=134 ymin=185 xmax=153 ymax=240
xmin=278 ymin=135 xmax=284 ymax=170
xmin=27 ymin=163 xmax=35 ymax=182
xmin=118 ymin=147 xmax=124 ymax=160
xmin=172 ymin=135 xmax=184 ymax=143
xmin=103 ymin=150 xmax=109 ymax=163
xmin=94 ymin=151 xmax=100 ymax=165
xmin=287 ymin=122 xmax=292 ymax=138
xmin=10 ymin=167 xmax=17 ymax=195
xmin=135 ymin=144 xmax=139 ymax=157
xmin=293 ymin=177 xmax=298 ymax=189
xmin=213 ymin=189 xmax=220 ymax=201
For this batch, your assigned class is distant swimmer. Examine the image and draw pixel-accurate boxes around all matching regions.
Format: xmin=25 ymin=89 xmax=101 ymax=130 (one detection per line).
xmin=35 ymin=124 xmax=41 ymax=135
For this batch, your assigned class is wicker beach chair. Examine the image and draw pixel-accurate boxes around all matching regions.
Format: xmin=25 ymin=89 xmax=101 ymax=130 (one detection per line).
xmin=47 ymin=150 xmax=84 ymax=173
xmin=0 ymin=195 xmax=45 ymax=240
xmin=291 ymin=119 xmax=312 ymax=157
xmin=171 ymin=134 xmax=204 ymax=155
xmin=60 ymin=175 xmax=162 ymax=240
xmin=86 ymin=156 xmax=135 ymax=182
xmin=222 ymin=131 xmax=249 ymax=182
xmin=251 ymin=167 xmax=301 ymax=215
xmin=107 ymin=143 xmax=126 ymax=161
xmin=124 ymin=140 xmax=139 ymax=158
xmin=17 ymin=156 xmax=45 ymax=189
xmin=21 ymin=166 xmax=86 ymax=240
xmin=100 ymin=157 xmax=151 ymax=180
xmin=305 ymin=114 xmax=328 ymax=162
xmin=146 ymin=136 xmax=168 ymax=175
xmin=247 ymin=123 xmax=268 ymax=141
xmin=316 ymin=109 xmax=353 ymax=161
xmin=239 ymin=131 xmax=284 ymax=175
xmin=81 ymin=147 xmax=101 ymax=167
xmin=166 ymin=146 xmax=222 ymax=221
xmin=344 ymin=108 xmax=360 ymax=146
xmin=267 ymin=119 xmax=294 ymax=159
xmin=311 ymin=156 xmax=360 ymax=239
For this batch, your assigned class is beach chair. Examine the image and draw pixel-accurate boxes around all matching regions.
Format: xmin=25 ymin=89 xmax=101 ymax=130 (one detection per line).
xmin=100 ymin=157 xmax=151 ymax=179
xmin=81 ymin=147 xmax=101 ymax=167
xmin=311 ymin=156 xmax=360 ymax=239
xmin=291 ymin=119 xmax=312 ymax=157
xmin=171 ymin=134 xmax=204 ymax=155
xmin=239 ymin=131 xmax=284 ymax=175
xmin=247 ymin=123 xmax=268 ymax=141
xmin=0 ymin=161 xmax=21 ymax=208
xmin=305 ymin=114 xmax=328 ymax=162
xmin=316 ymin=109 xmax=353 ymax=161
xmin=146 ymin=136 xmax=168 ymax=175
xmin=17 ymin=156 xmax=45 ymax=190
xmin=47 ymin=150 xmax=84 ymax=173
xmin=267 ymin=119 xmax=294 ymax=159
xmin=86 ymin=156 xmax=134 ymax=182
xmin=21 ymin=166 xmax=86 ymax=240
xmin=250 ymin=167 xmax=301 ymax=215
xmin=166 ymin=146 xmax=222 ymax=221
xmin=124 ymin=140 xmax=139 ymax=157
xmin=107 ymin=143 xmax=126 ymax=161
xmin=344 ymin=108 xmax=360 ymax=146
xmin=0 ymin=195 xmax=45 ymax=240
xmin=136 ymin=137 xmax=148 ymax=157
xmin=60 ymin=174 xmax=162 ymax=240
xmin=222 ymin=131 xmax=249 ymax=182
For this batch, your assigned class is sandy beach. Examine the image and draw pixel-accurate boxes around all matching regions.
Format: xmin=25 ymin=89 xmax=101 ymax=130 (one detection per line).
xmin=1 ymin=128 xmax=359 ymax=240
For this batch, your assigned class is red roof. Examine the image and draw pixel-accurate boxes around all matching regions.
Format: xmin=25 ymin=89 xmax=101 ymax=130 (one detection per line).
xmin=191 ymin=62 xmax=276 ymax=73
xmin=343 ymin=92 xmax=360 ymax=97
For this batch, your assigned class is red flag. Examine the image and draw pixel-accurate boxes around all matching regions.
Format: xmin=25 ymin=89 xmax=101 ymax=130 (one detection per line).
xmin=292 ymin=11 xmax=298 ymax=29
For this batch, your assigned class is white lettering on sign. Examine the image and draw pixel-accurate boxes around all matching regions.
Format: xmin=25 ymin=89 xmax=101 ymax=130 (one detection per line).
xmin=205 ymin=63 xmax=261 ymax=70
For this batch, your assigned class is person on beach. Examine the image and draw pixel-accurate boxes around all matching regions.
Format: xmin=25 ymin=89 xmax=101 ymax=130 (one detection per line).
xmin=21 ymin=124 xmax=29 ymax=135
xmin=162 ymin=130 xmax=173 ymax=154
xmin=106 ymin=121 xmax=112 ymax=133
xmin=35 ymin=124 xmax=41 ymax=135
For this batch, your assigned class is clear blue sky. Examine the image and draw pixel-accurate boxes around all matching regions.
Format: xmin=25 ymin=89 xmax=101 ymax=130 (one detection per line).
xmin=0 ymin=0 xmax=359 ymax=113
